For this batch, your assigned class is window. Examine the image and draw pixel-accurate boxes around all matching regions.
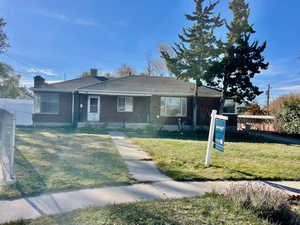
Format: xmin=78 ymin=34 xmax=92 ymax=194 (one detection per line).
xmin=117 ymin=96 xmax=133 ymax=112
xmin=89 ymin=97 xmax=98 ymax=113
xmin=35 ymin=93 xmax=59 ymax=114
xmin=160 ymin=97 xmax=187 ymax=117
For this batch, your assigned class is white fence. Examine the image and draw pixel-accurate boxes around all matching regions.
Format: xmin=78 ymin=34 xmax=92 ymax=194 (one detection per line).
xmin=0 ymin=108 xmax=16 ymax=184
xmin=0 ymin=98 xmax=33 ymax=126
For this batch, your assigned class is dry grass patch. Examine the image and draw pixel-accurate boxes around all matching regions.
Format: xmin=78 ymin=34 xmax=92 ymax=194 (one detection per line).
xmin=0 ymin=127 xmax=131 ymax=199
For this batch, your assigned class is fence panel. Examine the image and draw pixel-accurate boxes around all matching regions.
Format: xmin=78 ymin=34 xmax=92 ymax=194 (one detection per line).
xmin=0 ymin=108 xmax=16 ymax=185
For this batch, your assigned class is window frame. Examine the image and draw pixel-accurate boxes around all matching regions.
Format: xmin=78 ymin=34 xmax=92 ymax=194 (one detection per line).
xmin=34 ymin=93 xmax=60 ymax=114
xmin=117 ymin=96 xmax=134 ymax=113
xmin=160 ymin=97 xmax=187 ymax=117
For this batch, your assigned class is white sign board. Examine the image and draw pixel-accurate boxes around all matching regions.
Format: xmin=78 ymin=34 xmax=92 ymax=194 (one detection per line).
xmin=205 ymin=110 xmax=228 ymax=167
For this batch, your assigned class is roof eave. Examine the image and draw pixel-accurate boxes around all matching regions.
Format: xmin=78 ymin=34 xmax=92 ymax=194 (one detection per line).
xmin=78 ymin=89 xmax=220 ymax=97
xmin=31 ymin=88 xmax=73 ymax=93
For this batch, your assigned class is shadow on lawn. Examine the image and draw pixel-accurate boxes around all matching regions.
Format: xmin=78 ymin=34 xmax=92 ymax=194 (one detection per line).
xmin=126 ymin=129 xmax=290 ymax=145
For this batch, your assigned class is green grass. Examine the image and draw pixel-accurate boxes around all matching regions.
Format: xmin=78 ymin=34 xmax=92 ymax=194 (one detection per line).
xmin=129 ymin=130 xmax=300 ymax=181
xmin=0 ymin=127 xmax=131 ymax=199
xmin=1 ymin=194 xmax=274 ymax=225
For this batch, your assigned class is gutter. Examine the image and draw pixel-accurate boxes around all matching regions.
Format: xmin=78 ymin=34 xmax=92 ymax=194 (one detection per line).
xmin=78 ymin=89 xmax=221 ymax=98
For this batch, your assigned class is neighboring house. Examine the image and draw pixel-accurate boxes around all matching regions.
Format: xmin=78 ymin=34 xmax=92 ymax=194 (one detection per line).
xmin=31 ymin=69 xmax=221 ymax=130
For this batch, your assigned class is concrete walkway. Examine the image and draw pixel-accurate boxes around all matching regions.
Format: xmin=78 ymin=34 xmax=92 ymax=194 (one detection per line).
xmin=0 ymin=131 xmax=299 ymax=224
xmin=109 ymin=131 xmax=172 ymax=182
xmin=0 ymin=180 xmax=299 ymax=224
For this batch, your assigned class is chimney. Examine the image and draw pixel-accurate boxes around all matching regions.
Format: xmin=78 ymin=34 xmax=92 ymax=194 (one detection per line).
xmin=34 ymin=76 xmax=45 ymax=88
xmin=90 ymin=68 xmax=98 ymax=77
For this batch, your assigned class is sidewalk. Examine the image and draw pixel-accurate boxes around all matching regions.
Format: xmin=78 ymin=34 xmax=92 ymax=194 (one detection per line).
xmin=109 ymin=131 xmax=172 ymax=182
xmin=0 ymin=131 xmax=299 ymax=224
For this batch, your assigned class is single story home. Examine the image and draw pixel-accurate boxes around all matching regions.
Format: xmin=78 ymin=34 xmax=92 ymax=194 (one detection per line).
xmin=32 ymin=69 xmax=224 ymax=130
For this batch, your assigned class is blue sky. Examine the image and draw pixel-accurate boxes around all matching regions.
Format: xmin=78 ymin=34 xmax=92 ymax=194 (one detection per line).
xmin=0 ymin=0 xmax=299 ymax=104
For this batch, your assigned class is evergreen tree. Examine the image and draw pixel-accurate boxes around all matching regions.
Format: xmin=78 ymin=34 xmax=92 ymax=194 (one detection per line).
xmin=0 ymin=62 xmax=21 ymax=98
xmin=161 ymin=0 xmax=224 ymax=129
xmin=0 ymin=18 xmax=9 ymax=53
xmin=207 ymin=0 xmax=268 ymax=113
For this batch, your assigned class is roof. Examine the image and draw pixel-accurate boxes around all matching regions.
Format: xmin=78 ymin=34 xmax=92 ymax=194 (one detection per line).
xmin=32 ymin=76 xmax=106 ymax=92
xmin=79 ymin=76 xmax=220 ymax=97
xmin=33 ymin=75 xmax=221 ymax=97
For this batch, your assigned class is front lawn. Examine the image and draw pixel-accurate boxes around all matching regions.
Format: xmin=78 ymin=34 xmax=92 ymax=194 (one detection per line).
xmin=2 ymin=194 xmax=273 ymax=225
xmin=0 ymin=128 xmax=131 ymax=199
xmin=130 ymin=131 xmax=300 ymax=181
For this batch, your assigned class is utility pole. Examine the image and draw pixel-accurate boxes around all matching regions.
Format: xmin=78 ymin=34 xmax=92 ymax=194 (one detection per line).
xmin=266 ymin=84 xmax=271 ymax=115
xmin=64 ymin=73 xmax=66 ymax=81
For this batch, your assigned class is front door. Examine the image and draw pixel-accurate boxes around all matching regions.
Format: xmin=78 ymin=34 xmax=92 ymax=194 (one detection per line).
xmin=87 ymin=96 xmax=100 ymax=121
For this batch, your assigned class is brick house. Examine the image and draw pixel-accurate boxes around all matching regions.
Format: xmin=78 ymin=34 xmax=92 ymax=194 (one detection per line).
xmin=32 ymin=69 xmax=222 ymax=130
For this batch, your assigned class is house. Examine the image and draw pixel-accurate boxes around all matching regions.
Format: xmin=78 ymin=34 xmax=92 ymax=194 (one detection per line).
xmin=32 ymin=69 xmax=222 ymax=130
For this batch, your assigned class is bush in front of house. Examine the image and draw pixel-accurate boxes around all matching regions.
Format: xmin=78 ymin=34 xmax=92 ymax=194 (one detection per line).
xmin=226 ymin=182 xmax=300 ymax=225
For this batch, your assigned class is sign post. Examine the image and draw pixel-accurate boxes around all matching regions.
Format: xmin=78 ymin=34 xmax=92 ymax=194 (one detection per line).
xmin=205 ymin=110 xmax=228 ymax=167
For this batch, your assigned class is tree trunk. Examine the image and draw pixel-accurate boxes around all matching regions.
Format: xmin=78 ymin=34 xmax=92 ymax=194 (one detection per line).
xmin=193 ymin=82 xmax=199 ymax=131
xmin=219 ymin=92 xmax=225 ymax=114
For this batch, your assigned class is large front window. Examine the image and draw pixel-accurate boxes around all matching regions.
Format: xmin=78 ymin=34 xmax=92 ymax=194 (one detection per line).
xmin=35 ymin=93 xmax=59 ymax=114
xmin=160 ymin=97 xmax=187 ymax=117
xmin=117 ymin=96 xmax=133 ymax=112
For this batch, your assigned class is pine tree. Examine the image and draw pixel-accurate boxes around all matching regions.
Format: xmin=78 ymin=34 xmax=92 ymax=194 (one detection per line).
xmin=0 ymin=18 xmax=9 ymax=53
xmin=207 ymin=0 xmax=268 ymax=113
xmin=161 ymin=0 xmax=224 ymax=129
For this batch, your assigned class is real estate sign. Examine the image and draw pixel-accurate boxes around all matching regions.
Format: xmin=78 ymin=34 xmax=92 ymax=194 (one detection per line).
xmin=205 ymin=110 xmax=228 ymax=167
xmin=214 ymin=119 xmax=226 ymax=152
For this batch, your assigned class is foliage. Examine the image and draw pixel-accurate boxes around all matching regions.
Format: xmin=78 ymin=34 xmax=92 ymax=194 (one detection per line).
xmin=207 ymin=0 xmax=268 ymax=112
xmin=3 ymin=195 xmax=272 ymax=225
xmin=0 ymin=62 xmax=22 ymax=98
xmin=130 ymin=133 xmax=300 ymax=181
xmin=116 ymin=64 xmax=135 ymax=77
xmin=0 ymin=128 xmax=131 ymax=199
xmin=79 ymin=71 xmax=92 ymax=78
xmin=274 ymin=95 xmax=300 ymax=134
xmin=160 ymin=0 xmax=224 ymax=85
xmin=227 ymin=182 xmax=299 ymax=225
xmin=244 ymin=103 xmax=266 ymax=115
xmin=0 ymin=18 xmax=9 ymax=53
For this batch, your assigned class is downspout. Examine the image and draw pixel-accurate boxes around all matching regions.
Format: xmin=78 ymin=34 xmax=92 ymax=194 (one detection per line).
xmin=71 ymin=91 xmax=75 ymax=126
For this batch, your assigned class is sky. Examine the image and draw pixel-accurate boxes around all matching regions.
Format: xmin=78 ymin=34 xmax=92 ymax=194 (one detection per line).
xmin=0 ymin=0 xmax=299 ymax=105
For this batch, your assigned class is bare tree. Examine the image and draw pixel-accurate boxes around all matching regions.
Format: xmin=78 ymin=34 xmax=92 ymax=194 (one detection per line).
xmin=116 ymin=64 xmax=135 ymax=77
xmin=144 ymin=48 xmax=172 ymax=77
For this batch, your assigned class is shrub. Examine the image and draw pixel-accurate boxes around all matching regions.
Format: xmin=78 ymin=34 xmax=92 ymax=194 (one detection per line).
xmin=269 ymin=94 xmax=300 ymax=134
xmin=226 ymin=182 xmax=300 ymax=225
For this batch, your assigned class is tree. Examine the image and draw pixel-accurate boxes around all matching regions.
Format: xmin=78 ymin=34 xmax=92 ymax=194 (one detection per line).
xmin=158 ymin=43 xmax=175 ymax=77
xmin=79 ymin=71 xmax=91 ymax=78
xmin=116 ymin=64 xmax=135 ymax=77
xmin=244 ymin=103 xmax=265 ymax=115
xmin=0 ymin=18 xmax=9 ymax=53
xmin=207 ymin=0 xmax=268 ymax=113
xmin=0 ymin=62 xmax=21 ymax=98
xmin=275 ymin=95 xmax=300 ymax=134
xmin=144 ymin=53 xmax=166 ymax=77
xmin=160 ymin=0 xmax=224 ymax=129
xmin=103 ymin=72 xmax=112 ymax=78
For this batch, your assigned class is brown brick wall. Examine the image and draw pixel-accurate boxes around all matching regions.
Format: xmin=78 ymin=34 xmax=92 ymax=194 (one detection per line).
xmin=33 ymin=92 xmax=72 ymax=124
xmin=197 ymin=97 xmax=220 ymax=126
xmin=100 ymin=95 xmax=149 ymax=123
xmin=150 ymin=96 xmax=194 ymax=126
